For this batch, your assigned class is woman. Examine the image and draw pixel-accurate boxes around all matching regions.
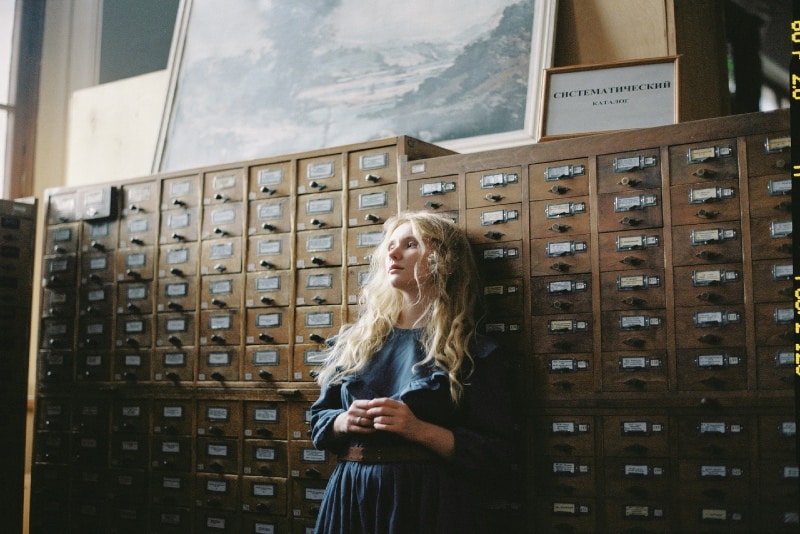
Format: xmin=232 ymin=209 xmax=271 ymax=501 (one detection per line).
xmin=310 ymin=211 xmax=517 ymax=534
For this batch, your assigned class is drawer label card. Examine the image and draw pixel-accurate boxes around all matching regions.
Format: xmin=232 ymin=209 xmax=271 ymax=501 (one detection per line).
xmin=209 ymin=279 xmax=233 ymax=295
xmin=692 ymin=269 xmax=738 ymax=286
xmin=254 ymin=408 xmax=277 ymax=422
xmin=615 ymin=234 xmax=659 ymax=251
xmin=257 ymin=313 xmax=281 ymax=328
xmin=764 ymin=136 xmax=791 ymax=153
xmin=774 ymin=307 xmax=793 ymax=324
xmin=687 ymin=145 xmax=733 ymax=163
xmin=161 ymin=441 xmax=180 ymax=453
xmin=767 ymin=178 xmax=792 ymax=196
xmin=258 ymin=203 xmax=283 ymax=220
xmin=480 ymin=172 xmax=518 ymax=188
xmin=359 ymin=191 xmax=388 ymax=209
xmin=209 ymin=315 xmax=233 ymax=330
xmin=210 ymin=242 xmax=234 ymax=259
xmin=482 ymin=247 xmax=519 ymax=260
xmin=306 ymin=311 xmax=333 ymax=327
xmin=546 ymin=241 xmax=586 ymax=257
xmin=168 ymin=212 xmax=191 ymax=229
xmin=613 ymin=155 xmax=657 ymax=172
xmin=212 ymin=173 xmax=237 ymax=190
xmin=166 ymin=318 xmax=187 ymax=332
xmin=256 ymin=446 xmax=276 ymax=460
xmin=549 ymin=359 xmax=589 ymax=372
xmin=617 ymin=274 xmax=660 ymax=290
xmin=614 ymin=194 xmax=658 ymax=212
xmin=207 ymin=407 xmax=229 ymax=420
xmin=256 ymin=276 xmax=281 ymax=291
xmin=546 ymin=201 xmax=586 ymax=218
xmin=307 ymin=234 xmax=334 ymax=252
xmin=360 ymin=152 xmax=389 ymax=170
xmin=253 ymin=349 xmax=279 ymax=365
xmin=622 ymin=421 xmax=661 ymax=434
xmin=357 ymin=230 xmax=384 ymax=248
xmin=253 ymin=483 xmax=275 ymax=497
xmin=307 ymin=161 xmax=335 ymax=180
xmin=619 ymin=315 xmax=661 ymax=330
xmin=420 ymin=181 xmax=456 ymax=196
xmin=168 ymin=180 xmax=192 ymax=197
xmin=304 ymin=348 xmax=327 ymax=364
xmin=258 ymin=167 xmax=284 ymax=186
xmin=306 ymin=273 xmax=333 ymax=289
xmin=206 ymin=479 xmax=228 ymax=493
xmin=164 ymin=352 xmax=186 ymax=365
xmin=770 ymin=220 xmax=792 ymax=238
xmin=127 ymin=218 xmax=149 ymax=234
xmin=695 ymin=353 xmax=741 ymax=368
xmin=303 ymin=448 xmax=327 ymax=463
xmin=207 ymin=351 xmax=231 ymax=365
xmin=772 ymin=263 xmax=793 ymax=280
xmin=166 ymin=248 xmax=190 ymax=264
xmin=306 ymin=198 xmax=335 ymax=214
xmin=544 ymin=164 xmax=585 ymax=181
xmin=547 ymin=320 xmax=589 ymax=334
xmin=211 ymin=208 xmax=236 ymax=225
xmin=690 ymin=228 xmax=736 ymax=245
xmin=126 ymin=252 xmax=146 ymax=267
xmin=619 ymin=356 xmax=661 ymax=370
xmin=688 ymin=186 xmax=735 ymax=204
xmin=693 ymin=310 xmax=740 ymax=327
xmin=481 ymin=209 xmax=519 ymax=226
xmin=162 ymin=406 xmax=183 ymax=418
xmin=547 ymin=280 xmax=587 ymax=294
xmin=166 ymin=282 xmax=188 ymax=297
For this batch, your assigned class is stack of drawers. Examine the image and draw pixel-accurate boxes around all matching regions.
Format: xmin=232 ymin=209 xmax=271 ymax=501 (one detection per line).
xmin=400 ymin=109 xmax=796 ymax=532
xmin=0 ymin=199 xmax=36 ymax=534
xmin=30 ymin=136 xmax=453 ymax=533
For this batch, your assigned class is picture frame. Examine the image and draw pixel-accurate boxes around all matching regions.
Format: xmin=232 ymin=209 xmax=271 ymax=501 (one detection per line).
xmin=538 ymin=56 xmax=679 ymax=141
xmin=153 ymin=0 xmax=558 ymax=173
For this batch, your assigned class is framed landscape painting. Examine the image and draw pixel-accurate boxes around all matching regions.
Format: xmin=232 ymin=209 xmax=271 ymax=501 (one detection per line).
xmin=155 ymin=0 xmax=558 ymax=172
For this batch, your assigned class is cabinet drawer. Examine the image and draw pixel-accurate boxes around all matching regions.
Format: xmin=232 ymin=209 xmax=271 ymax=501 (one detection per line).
xmin=297 ymin=190 xmax=343 ymax=230
xmin=153 ymin=347 xmax=195 ymax=384
xmin=748 ymin=174 xmax=791 ymax=219
xmin=601 ymin=350 xmax=667 ymax=393
xmin=531 ymin=234 xmax=591 ymax=276
xmin=406 ymin=175 xmax=461 ymax=213
xmin=530 ymin=197 xmax=590 ymax=239
xmin=671 ymin=222 xmax=742 ymax=266
xmin=669 ymin=138 xmax=738 ymax=185
xmin=466 ymin=204 xmax=523 ymax=244
xmin=200 ymin=274 xmax=243 ymax=309
xmin=203 ymin=167 xmax=246 ymax=204
xmin=295 ymin=266 xmax=342 ymax=306
xmin=529 ymin=159 xmax=589 ymax=198
xmin=243 ymin=401 xmax=288 ymax=440
xmin=200 ymin=238 xmax=243 ymax=275
xmin=294 ymin=305 xmax=342 ymax=345
xmin=295 ymin=228 xmax=343 ymax=268
xmin=597 ymin=190 xmax=663 ymax=232
xmin=197 ymin=345 xmax=241 ymax=382
xmin=532 ymin=273 xmax=591 ymax=315
xmin=675 ymin=416 xmax=751 ymax=458
xmin=297 ymin=154 xmax=343 ymax=194
xmin=750 ymin=217 xmax=792 ymax=260
xmin=598 ymin=230 xmax=664 ymax=272
xmin=597 ymin=149 xmax=661 ymax=192
xmin=672 ymin=264 xmax=743 ymax=307
xmin=746 ymin=131 xmax=791 ymax=176
xmin=243 ymin=345 xmax=291 ymax=383
xmin=532 ymin=456 xmax=597 ymax=497
xmin=670 ymin=182 xmax=740 ymax=226
xmin=601 ymin=310 xmax=666 ymax=352
xmin=247 ymin=234 xmax=292 ymax=271
xmin=676 ymin=348 xmax=747 ymax=391
xmin=531 ymin=415 xmax=596 ymax=457
xmin=157 ymin=277 xmax=198 ymax=312
xmin=242 ymin=439 xmax=288 ymax=478
xmin=465 ymin=166 xmax=522 ymax=208
xmin=348 ymin=184 xmax=397 ymax=227
xmin=245 ymin=308 xmax=291 ymax=345
xmin=161 ymin=207 xmax=200 ymax=243
xmin=246 ymin=270 xmax=294 ymax=308
xmin=202 ymin=202 xmax=244 ymax=240
xmin=348 ymin=146 xmax=398 ymax=188
xmin=158 ymin=242 xmax=199 ymax=278
xmin=249 ymin=161 xmax=292 ymax=199
xmin=603 ymin=415 xmax=669 ymax=457
xmin=248 ymin=197 xmax=292 ymax=235
xmin=162 ymin=174 xmax=201 ymax=209
xmin=199 ymin=309 xmax=242 ymax=346
xmin=603 ymin=458 xmax=670 ymax=499
xmin=674 ymin=306 xmax=746 ymax=349
xmin=116 ymin=246 xmax=156 ymax=281
xmin=599 ymin=270 xmax=665 ymax=311
xmin=531 ymin=314 xmax=593 ymax=354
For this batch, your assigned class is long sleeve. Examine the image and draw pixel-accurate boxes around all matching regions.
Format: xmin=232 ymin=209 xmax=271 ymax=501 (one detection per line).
xmin=309 ymin=380 xmax=348 ymax=452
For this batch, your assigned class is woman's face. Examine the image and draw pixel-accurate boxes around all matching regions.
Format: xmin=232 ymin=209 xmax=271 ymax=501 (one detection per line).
xmin=385 ymin=221 xmax=430 ymax=295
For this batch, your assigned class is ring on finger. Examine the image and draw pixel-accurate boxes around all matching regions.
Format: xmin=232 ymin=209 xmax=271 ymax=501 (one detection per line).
xmin=356 ymin=416 xmax=362 ymax=425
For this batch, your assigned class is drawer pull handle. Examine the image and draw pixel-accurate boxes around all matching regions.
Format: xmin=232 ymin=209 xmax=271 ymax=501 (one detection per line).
xmin=623 ymin=337 xmax=645 ymax=348
xmin=773 ymin=158 xmax=787 ymax=170
xmin=213 ymin=227 xmax=228 ymax=237
xmin=550 ymin=262 xmax=570 ymax=272
xmin=700 ymin=445 xmax=724 ymax=455
xmin=696 ymin=209 xmax=718 ymax=219
xmin=163 ymin=425 xmax=178 ymax=434
xmin=165 ymin=371 xmax=180 ymax=383
xmin=624 ymin=378 xmax=646 ymax=389
xmin=365 ymin=213 xmax=381 ymax=223
xmin=211 ymin=298 xmax=226 ymax=308
xmin=619 ymin=216 xmax=642 ymax=226
xmin=167 ymin=301 xmax=184 ymax=311
xmin=365 ymin=174 xmax=380 ymax=183
xmin=311 ymin=256 xmax=326 ymax=266
xmin=484 ymin=231 xmax=504 ymax=240
xmin=702 ymin=489 xmax=726 ymax=500
xmin=310 ymin=218 xmax=325 ymax=227
xmin=700 ymin=376 xmax=725 ymax=389
xmin=485 ymin=193 xmax=503 ymax=202
xmin=698 ymin=334 xmax=721 ymax=344
xmin=277 ymin=388 xmax=300 ymax=397
xmin=171 ymin=199 xmax=186 ymax=207
xmin=125 ymin=337 xmax=139 ymax=348
xmin=552 ymin=380 xmax=574 ymax=390
xmin=620 ymin=256 xmax=643 ymax=266
xmin=552 ymin=341 xmax=573 ymax=351
xmin=310 ymin=333 xmax=325 ymax=343
xmin=171 ymin=232 xmax=185 ymax=241
xmin=696 ymin=292 xmax=721 ymax=302
xmin=775 ymin=200 xmax=792 ymax=211
xmin=621 ymin=297 xmax=646 ymax=307
xmin=550 ymin=223 xmax=570 ymax=233
xmin=549 ymin=185 xmax=569 ymax=195
xmin=207 ymin=498 xmax=222 ymax=507
xmin=214 ymin=264 xmax=227 ymax=272
xmin=122 ymin=371 xmax=137 ymax=382
xmin=554 ymin=444 xmax=575 ymax=454
xmin=130 ymin=238 xmax=145 ymax=246
xmin=618 ymin=176 xmax=640 ymax=187
xmin=256 ymin=427 xmax=273 ymax=437
xmin=259 ymin=333 xmax=274 ymax=343
xmin=778 ymin=243 xmax=792 ymax=254
xmin=626 ymin=486 xmax=648 ymax=497
xmin=261 ymin=186 xmax=276 ymax=195
xmin=309 ymin=181 xmax=325 ymax=190
xmin=260 ymin=296 xmax=275 ymax=305
xmin=256 ymin=503 xmax=271 ymax=513
xmin=262 ymin=223 xmax=276 ymax=231
xmin=167 ymin=335 xmax=181 ymax=346
xmin=210 ymin=462 xmax=224 ymax=472
xmin=425 ymin=201 xmax=442 ymax=210
xmin=161 ymin=460 xmax=176 ymax=469
xmin=259 ymin=465 xmax=272 ymax=475
xmin=695 ymin=251 xmax=721 ymax=261
xmin=305 ymin=467 xmax=322 ymax=477
xmin=552 ymin=300 xmax=571 ymax=311
xmin=90 ymin=240 xmax=105 ymax=251
xmin=126 ymin=269 xmax=142 ymax=280
xmin=208 ymin=426 xmax=224 ymax=435
xmin=210 ymin=334 xmax=225 ymax=343
xmin=693 ymin=168 xmax=716 ymax=178
xmin=259 ymin=260 xmax=274 ymax=269
xmin=258 ymin=370 xmax=273 ymax=381
xmin=210 ymin=372 xmax=225 ymax=382
xmin=623 ymin=444 xmax=648 ymax=455
xmin=88 ymin=273 xmax=103 ymax=283
xmin=169 ymin=267 xmax=184 ymax=277
xmin=312 ymin=296 xmax=326 ymax=304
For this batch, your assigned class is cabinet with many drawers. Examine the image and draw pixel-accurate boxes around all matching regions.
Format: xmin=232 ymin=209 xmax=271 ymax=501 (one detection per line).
xmin=400 ymin=110 xmax=797 ymax=532
xmin=29 ymin=136 xmax=454 ymax=533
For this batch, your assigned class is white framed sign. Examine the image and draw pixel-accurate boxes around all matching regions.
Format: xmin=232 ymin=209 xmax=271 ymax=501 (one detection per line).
xmin=539 ymin=56 xmax=679 ymax=141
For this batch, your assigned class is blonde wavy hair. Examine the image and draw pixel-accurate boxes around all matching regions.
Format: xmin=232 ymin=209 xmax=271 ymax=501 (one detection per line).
xmin=315 ymin=211 xmax=483 ymax=404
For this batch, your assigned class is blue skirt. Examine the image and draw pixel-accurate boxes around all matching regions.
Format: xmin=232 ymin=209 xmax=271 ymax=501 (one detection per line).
xmin=314 ymin=459 xmax=486 ymax=534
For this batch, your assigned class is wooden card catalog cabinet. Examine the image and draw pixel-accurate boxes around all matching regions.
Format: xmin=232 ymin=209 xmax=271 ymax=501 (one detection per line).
xmin=400 ymin=110 xmax=795 ymax=532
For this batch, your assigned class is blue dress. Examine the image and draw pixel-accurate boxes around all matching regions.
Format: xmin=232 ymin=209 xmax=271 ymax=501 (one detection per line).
xmin=310 ymin=328 xmax=516 ymax=534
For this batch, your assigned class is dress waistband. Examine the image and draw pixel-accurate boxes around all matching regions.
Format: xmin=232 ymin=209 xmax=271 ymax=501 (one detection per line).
xmin=339 ymin=443 xmax=440 ymax=463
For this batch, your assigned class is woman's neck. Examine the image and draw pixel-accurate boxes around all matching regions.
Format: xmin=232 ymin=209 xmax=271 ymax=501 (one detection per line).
xmin=396 ymin=296 xmax=430 ymax=329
